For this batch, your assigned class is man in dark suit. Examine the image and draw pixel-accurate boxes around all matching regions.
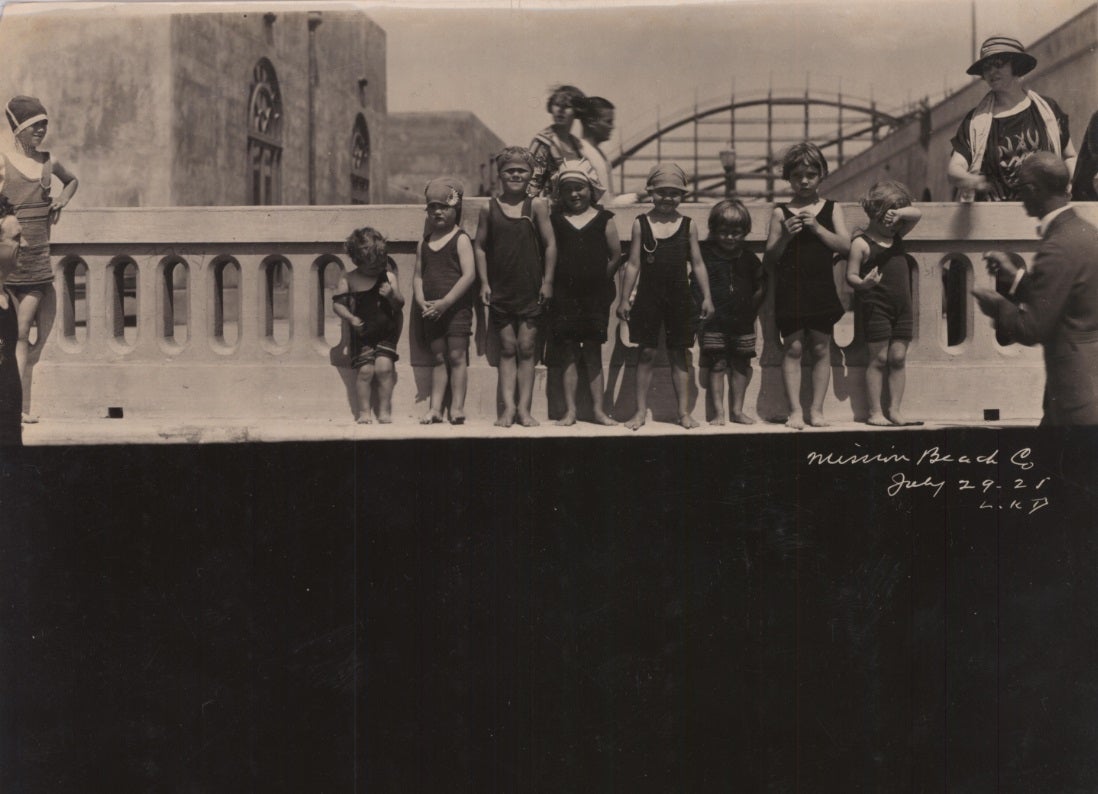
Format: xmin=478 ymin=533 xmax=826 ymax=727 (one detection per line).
xmin=973 ymin=151 xmax=1098 ymax=425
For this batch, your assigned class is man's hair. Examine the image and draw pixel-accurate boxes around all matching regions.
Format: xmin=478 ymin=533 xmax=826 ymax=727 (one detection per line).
xmin=580 ymin=96 xmax=615 ymax=124
xmin=1018 ymin=151 xmax=1070 ymax=196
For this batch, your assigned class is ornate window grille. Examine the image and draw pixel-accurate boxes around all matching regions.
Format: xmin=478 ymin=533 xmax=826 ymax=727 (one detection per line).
xmin=248 ymin=59 xmax=283 ymax=205
xmin=351 ymin=114 xmax=370 ymax=204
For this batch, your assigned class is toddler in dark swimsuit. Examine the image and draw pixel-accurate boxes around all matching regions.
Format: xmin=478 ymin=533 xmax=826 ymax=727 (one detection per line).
xmin=473 ymin=147 xmax=557 ymax=427
xmin=548 ymin=159 xmax=621 ymax=426
xmin=616 ymin=162 xmax=715 ymax=430
xmin=332 ymin=226 xmax=405 ymax=424
xmin=846 ymin=180 xmax=923 ymax=426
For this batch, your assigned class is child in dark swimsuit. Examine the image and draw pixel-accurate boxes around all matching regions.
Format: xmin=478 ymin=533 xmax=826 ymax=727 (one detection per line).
xmin=413 ymin=177 xmax=476 ymax=425
xmin=473 ymin=147 xmax=557 ymax=427
xmin=548 ymin=159 xmax=621 ymax=426
xmin=846 ymin=180 xmax=923 ymax=427
xmin=333 ymin=227 xmax=405 ymax=424
xmin=0 ymin=195 xmax=24 ymax=445
xmin=616 ymin=162 xmax=715 ymax=430
xmin=763 ymin=142 xmax=851 ymax=429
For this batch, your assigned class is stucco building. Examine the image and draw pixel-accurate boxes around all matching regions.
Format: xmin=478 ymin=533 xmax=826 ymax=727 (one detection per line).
xmin=385 ymin=111 xmax=505 ymax=203
xmin=0 ymin=3 xmax=389 ymax=206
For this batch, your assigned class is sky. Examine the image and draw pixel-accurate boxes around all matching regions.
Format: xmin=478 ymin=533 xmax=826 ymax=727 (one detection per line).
xmin=369 ymin=0 xmax=1095 ymax=153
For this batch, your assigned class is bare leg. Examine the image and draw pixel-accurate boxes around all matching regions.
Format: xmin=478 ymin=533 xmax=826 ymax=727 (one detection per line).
xmin=421 ymin=336 xmax=447 ymax=423
xmin=375 ymin=357 xmax=396 ymax=422
xmin=781 ymin=330 xmax=805 ymax=429
xmin=886 ymin=340 xmax=915 ymax=425
xmin=447 ymin=336 xmax=469 ymax=423
xmin=865 ymin=340 xmax=890 ymax=425
xmin=730 ymin=355 xmax=755 ymax=424
xmin=515 ymin=320 xmax=539 ymax=426
xmin=354 ymin=364 xmax=375 ymax=423
xmin=556 ymin=344 xmax=578 ymax=426
xmin=625 ymin=346 xmax=655 ymax=430
xmin=581 ymin=343 xmax=615 ymax=425
xmin=669 ymin=348 xmax=698 ymax=429
xmin=806 ymin=329 xmax=833 ymax=427
xmin=15 ymin=285 xmax=55 ymax=420
xmin=709 ymin=362 xmax=728 ymax=425
xmin=496 ymin=324 xmax=518 ymax=427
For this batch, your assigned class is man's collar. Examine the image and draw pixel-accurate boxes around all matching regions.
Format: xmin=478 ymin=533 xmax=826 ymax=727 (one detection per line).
xmin=1037 ymin=204 xmax=1072 ymax=237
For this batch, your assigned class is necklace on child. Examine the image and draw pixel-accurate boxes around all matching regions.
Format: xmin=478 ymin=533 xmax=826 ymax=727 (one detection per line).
xmin=643 ymin=237 xmax=657 ymax=264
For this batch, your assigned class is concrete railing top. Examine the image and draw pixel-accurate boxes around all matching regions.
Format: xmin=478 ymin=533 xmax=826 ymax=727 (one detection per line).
xmin=48 ymin=202 xmax=1098 ymax=247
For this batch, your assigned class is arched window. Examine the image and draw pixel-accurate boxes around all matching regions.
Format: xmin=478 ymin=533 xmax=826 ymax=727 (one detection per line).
xmin=351 ymin=114 xmax=370 ymax=204
xmin=248 ymin=59 xmax=283 ymax=205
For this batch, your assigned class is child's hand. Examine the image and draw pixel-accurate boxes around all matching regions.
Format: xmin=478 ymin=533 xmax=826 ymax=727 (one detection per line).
xmin=882 ymin=209 xmax=899 ymax=228
xmin=539 ymin=282 xmax=553 ymax=304
xmin=349 ymin=317 xmax=365 ymax=328
xmin=864 ymin=267 xmax=882 ymax=286
xmin=379 ymin=281 xmax=393 ymax=299
xmin=798 ymin=211 xmax=819 ymax=234
xmin=421 ymin=300 xmax=443 ymax=320
xmin=480 ymin=285 xmax=492 ymax=306
xmin=616 ymin=301 xmax=631 ymax=321
xmin=699 ymin=297 xmax=715 ymax=320
xmin=783 ymin=214 xmax=804 ymax=235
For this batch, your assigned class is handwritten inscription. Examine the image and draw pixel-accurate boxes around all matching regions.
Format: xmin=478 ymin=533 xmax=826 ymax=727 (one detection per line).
xmin=806 ymin=445 xmax=1051 ymax=514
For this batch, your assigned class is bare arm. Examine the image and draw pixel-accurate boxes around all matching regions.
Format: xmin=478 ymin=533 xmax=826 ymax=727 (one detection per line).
xmin=750 ymin=252 xmax=767 ymax=312
xmin=947 ymin=149 xmax=989 ymax=192
xmin=533 ymin=197 xmax=556 ymax=301
xmin=331 ymin=276 xmax=361 ymax=326
xmin=1063 ymin=138 xmax=1078 ymax=181
xmin=474 ymin=206 xmax=491 ymax=305
xmin=412 ymin=241 xmax=427 ymax=311
xmin=50 ymin=158 xmax=79 ymax=222
xmin=762 ymin=207 xmax=791 ymax=269
xmin=802 ymin=202 xmax=850 ymax=257
xmin=616 ymin=219 xmax=643 ymax=320
xmin=687 ymin=222 xmax=714 ymax=320
xmin=379 ymin=267 xmax=405 ymax=309
xmin=604 ymin=218 xmax=623 ymax=279
xmin=845 ymin=238 xmax=880 ymax=291
xmin=884 ymin=205 xmax=922 ymax=238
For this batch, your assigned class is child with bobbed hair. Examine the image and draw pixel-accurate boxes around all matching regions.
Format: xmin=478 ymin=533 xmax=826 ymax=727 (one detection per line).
xmin=695 ymin=198 xmax=767 ymax=425
xmin=846 ymin=179 xmax=922 ymax=426
xmin=764 ymin=141 xmax=851 ymax=428
xmin=333 ymin=226 xmax=405 ymax=424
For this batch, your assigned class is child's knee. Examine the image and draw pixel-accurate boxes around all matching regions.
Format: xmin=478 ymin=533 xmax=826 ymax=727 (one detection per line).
xmin=637 ymin=346 xmax=657 ymax=365
xmin=709 ymin=357 xmax=729 ymax=374
xmin=517 ymin=337 xmax=538 ymax=359
xmin=810 ymin=341 xmax=830 ymax=359
xmin=784 ymin=340 xmax=803 ymax=359
xmin=889 ymin=346 xmax=908 ymax=368
xmin=447 ymin=345 xmax=467 ymax=367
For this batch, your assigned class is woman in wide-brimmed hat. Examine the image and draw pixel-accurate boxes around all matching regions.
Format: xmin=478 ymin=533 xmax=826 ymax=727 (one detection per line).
xmin=947 ymin=36 xmax=1077 ymax=202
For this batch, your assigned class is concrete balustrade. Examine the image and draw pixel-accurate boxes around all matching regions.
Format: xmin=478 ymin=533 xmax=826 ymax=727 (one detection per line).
xmin=26 ymin=202 xmax=1098 ymax=423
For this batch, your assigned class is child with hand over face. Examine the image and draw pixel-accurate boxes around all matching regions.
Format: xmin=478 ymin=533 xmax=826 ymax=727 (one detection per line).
xmin=846 ymin=180 xmax=922 ymax=427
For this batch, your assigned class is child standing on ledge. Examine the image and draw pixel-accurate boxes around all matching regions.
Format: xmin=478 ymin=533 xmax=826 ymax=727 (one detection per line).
xmin=846 ymin=180 xmax=923 ymax=427
xmin=616 ymin=162 xmax=714 ymax=430
xmin=764 ymin=142 xmax=851 ymax=429
xmin=695 ymin=199 xmax=767 ymax=425
xmin=548 ymin=159 xmax=621 ymax=426
xmin=333 ymin=227 xmax=405 ymax=424
xmin=474 ymin=147 xmax=557 ymax=427
xmin=413 ymin=177 xmax=476 ymax=425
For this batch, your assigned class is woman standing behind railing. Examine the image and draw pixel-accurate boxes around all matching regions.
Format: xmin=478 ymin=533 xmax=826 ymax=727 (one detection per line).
xmin=1 ymin=96 xmax=78 ymax=423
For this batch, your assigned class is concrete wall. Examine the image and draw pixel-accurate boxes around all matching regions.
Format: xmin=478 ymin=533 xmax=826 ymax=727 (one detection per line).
xmin=25 ymin=201 xmax=1098 ymax=426
xmin=170 ymin=9 xmax=388 ymax=206
xmin=823 ymin=5 xmax=1098 ymax=202
xmin=386 ymin=111 xmax=504 ymax=203
xmin=0 ymin=4 xmax=388 ymax=208
xmin=0 ymin=6 xmax=176 ymax=207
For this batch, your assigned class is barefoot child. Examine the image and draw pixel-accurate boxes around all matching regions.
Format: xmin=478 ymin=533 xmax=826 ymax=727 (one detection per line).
xmin=333 ymin=227 xmax=405 ymax=424
xmin=764 ymin=142 xmax=851 ymax=428
xmin=474 ymin=147 xmax=557 ymax=427
xmin=548 ymin=159 xmax=621 ymax=426
xmin=616 ymin=163 xmax=714 ymax=430
xmin=413 ymin=177 xmax=476 ymax=425
xmin=0 ymin=196 xmax=24 ymax=445
xmin=846 ymin=180 xmax=923 ymax=426
xmin=694 ymin=199 xmax=766 ymax=425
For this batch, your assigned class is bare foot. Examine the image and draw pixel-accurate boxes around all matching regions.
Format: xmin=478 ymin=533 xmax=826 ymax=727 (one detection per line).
xmin=555 ymin=411 xmax=577 ymax=427
xmin=420 ymin=411 xmax=444 ymax=425
xmin=867 ymin=412 xmax=891 ymax=427
xmin=449 ymin=412 xmax=465 ymax=426
xmin=889 ymin=413 xmax=924 ymax=427
xmin=807 ymin=411 xmax=829 ymax=427
xmin=624 ymin=412 xmax=646 ymax=431
xmin=495 ymin=408 xmax=516 ymax=428
xmin=786 ymin=414 xmax=805 ymax=430
xmin=679 ymin=413 xmax=700 ymax=429
xmin=355 ymin=413 xmax=373 ymax=424
xmin=592 ymin=412 xmax=617 ymax=426
xmin=518 ymin=413 xmax=540 ymax=427
xmin=731 ymin=412 xmax=756 ymax=425
xmin=710 ymin=413 xmax=728 ymax=426
xmin=21 ymin=413 xmax=39 ymax=424
xmin=377 ymin=412 xmax=393 ymax=424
